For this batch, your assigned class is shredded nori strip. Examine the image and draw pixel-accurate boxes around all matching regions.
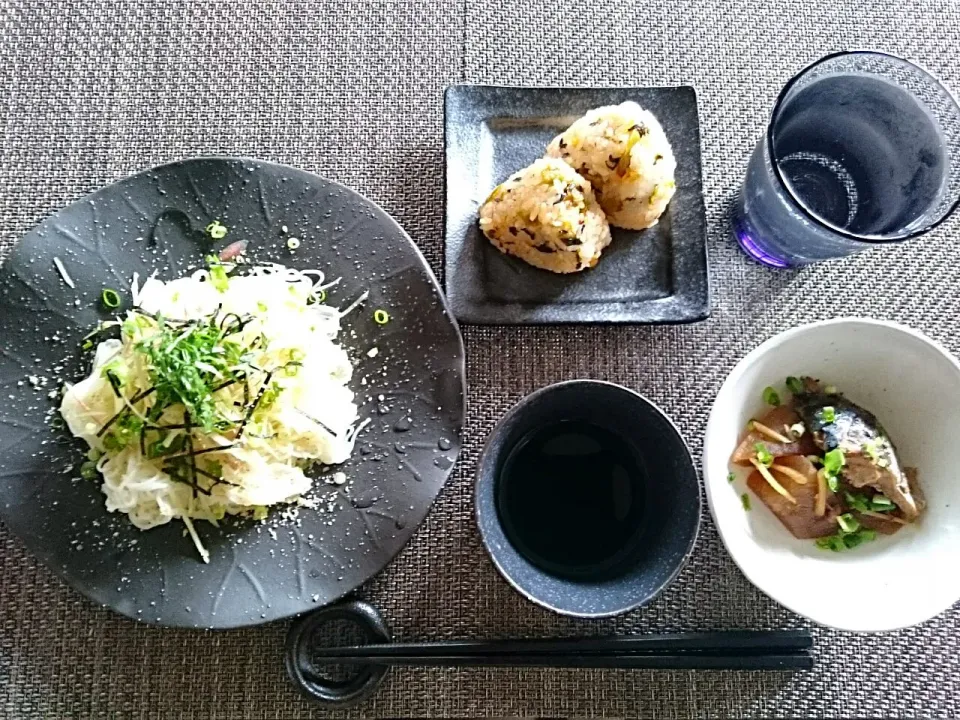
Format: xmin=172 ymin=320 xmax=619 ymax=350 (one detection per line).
xmin=184 ymin=411 xmax=198 ymax=499
xmin=218 ymin=312 xmax=252 ymax=336
xmin=96 ymin=408 xmax=127 ymax=438
xmin=147 ymin=422 xmax=190 ymax=430
xmin=164 ymin=466 xmax=212 ymax=496
xmin=210 ymin=373 xmax=246 ymax=394
xmin=97 ymin=386 xmax=157 ymax=437
xmin=164 ymin=457 xmax=238 ymax=487
xmin=105 ymin=370 xmax=123 ymax=398
xmin=236 ymin=371 xmax=274 ymax=440
xmin=130 ymin=387 xmax=157 ymax=405
xmin=166 ymin=444 xmax=236 ymax=460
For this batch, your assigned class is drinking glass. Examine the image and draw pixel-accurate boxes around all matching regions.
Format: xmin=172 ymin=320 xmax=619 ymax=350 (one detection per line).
xmin=733 ymin=51 xmax=960 ymax=267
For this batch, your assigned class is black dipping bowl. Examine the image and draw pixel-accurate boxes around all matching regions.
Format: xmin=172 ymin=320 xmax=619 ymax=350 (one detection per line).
xmin=475 ymin=380 xmax=701 ymax=618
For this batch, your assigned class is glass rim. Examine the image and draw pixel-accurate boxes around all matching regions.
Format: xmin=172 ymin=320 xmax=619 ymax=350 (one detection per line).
xmin=766 ymin=49 xmax=960 ymax=245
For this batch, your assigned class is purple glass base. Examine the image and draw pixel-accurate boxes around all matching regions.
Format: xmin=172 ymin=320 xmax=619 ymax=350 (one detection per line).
xmin=732 ymin=215 xmax=794 ymax=269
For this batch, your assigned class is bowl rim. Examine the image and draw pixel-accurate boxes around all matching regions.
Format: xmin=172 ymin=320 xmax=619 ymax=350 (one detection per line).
xmin=703 ymin=317 xmax=960 ymax=632
xmin=474 ymin=378 xmax=702 ymax=618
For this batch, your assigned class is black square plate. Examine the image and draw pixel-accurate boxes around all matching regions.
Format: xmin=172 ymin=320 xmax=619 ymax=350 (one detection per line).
xmin=444 ymin=85 xmax=709 ymax=325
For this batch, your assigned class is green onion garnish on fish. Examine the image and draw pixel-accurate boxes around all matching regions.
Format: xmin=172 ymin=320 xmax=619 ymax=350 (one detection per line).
xmin=754 ymin=442 xmax=774 ymax=466
xmin=786 ymin=376 xmax=804 ymax=394
xmin=837 ymin=513 xmax=860 ymax=534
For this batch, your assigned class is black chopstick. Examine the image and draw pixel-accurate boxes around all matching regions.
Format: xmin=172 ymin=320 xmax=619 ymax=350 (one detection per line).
xmin=309 ymin=651 xmax=813 ymax=671
xmin=309 ymin=630 xmax=812 ymax=659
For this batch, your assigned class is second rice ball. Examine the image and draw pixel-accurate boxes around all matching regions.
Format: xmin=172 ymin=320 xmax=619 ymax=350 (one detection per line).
xmin=478 ymin=158 xmax=612 ymax=274
xmin=546 ymin=101 xmax=677 ymax=230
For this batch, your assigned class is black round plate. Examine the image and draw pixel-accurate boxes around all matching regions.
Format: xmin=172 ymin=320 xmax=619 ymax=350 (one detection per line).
xmin=0 ymin=158 xmax=465 ymax=628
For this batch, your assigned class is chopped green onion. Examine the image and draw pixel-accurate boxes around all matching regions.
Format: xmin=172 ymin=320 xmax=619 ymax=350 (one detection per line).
xmin=727 ymin=471 xmax=736 ymax=483
xmin=101 ymin=288 xmax=121 ymax=309
xmin=871 ymin=495 xmax=896 ymax=512
xmin=289 ymin=348 xmax=306 ymax=362
xmin=82 ymin=340 xmax=94 ymax=351
xmin=762 ymin=386 xmax=781 ymax=407
xmin=816 ymin=519 xmax=878 ymax=552
xmin=85 ymin=447 xmax=102 ymax=462
xmin=837 ymin=513 xmax=860 ymax=534
xmin=80 ymin=460 xmax=98 ymax=480
xmin=205 ymin=256 xmax=229 ymax=293
xmin=823 ymin=448 xmax=845 ymax=475
xmin=817 ymin=527 xmax=877 ymax=552
xmin=785 ymin=376 xmax=804 ymax=394
xmin=863 ymin=440 xmax=879 ymax=462
xmin=819 ymin=406 xmax=837 ymax=423
xmin=317 ymin=289 xmax=327 ymax=303
xmin=842 ymin=528 xmax=876 ymax=549
xmin=253 ymin=505 xmax=268 ymax=521
xmin=844 ymin=491 xmax=870 ymax=513
xmin=741 ymin=493 xmax=751 ymax=511
xmin=205 ymin=221 xmax=228 ymax=240
xmin=287 ymin=237 xmax=301 ymax=250
xmin=256 ymin=301 xmax=268 ymax=313
xmin=816 ymin=534 xmax=846 ymax=552
xmin=754 ymin=442 xmax=774 ymax=467
xmin=858 ymin=528 xmax=877 ymax=542
xmin=373 ymin=309 xmax=390 ymax=325
xmin=827 ymin=474 xmax=840 ymax=492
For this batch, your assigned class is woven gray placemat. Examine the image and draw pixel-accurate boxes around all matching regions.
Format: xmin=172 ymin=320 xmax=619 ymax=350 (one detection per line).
xmin=1 ymin=0 xmax=960 ymax=717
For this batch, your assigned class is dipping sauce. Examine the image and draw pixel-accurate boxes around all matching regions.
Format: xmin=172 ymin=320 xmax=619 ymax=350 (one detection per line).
xmin=495 ymin=420 xmax=648 ymax=581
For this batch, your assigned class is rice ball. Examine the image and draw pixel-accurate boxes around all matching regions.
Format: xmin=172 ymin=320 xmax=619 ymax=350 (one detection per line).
xmin=546 ymin=102 xmax=677 ymax=230
xmin=478 ymin=158 xmax=613 ymax=274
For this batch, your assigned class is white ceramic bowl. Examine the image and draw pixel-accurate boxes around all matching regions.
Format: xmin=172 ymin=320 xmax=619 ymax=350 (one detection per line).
xmin=704 ymin=319 xmax=960 ymax=632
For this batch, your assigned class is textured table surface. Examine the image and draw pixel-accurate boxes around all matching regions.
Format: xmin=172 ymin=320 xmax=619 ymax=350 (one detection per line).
xmin=2 ymin=1 xmax=960 ymax=717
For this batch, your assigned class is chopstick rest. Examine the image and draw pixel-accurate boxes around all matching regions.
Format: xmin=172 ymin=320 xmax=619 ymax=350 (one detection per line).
xmin=286 ymin=601 xmax=815 ymax=708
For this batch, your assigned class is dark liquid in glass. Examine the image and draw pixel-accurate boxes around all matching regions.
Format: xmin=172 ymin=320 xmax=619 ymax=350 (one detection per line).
xmin=495 ymin=420 xmax=647 ymax=581
xmin=735 ymin=67 xmax=953 ymax=266
xmin=773 ymin=74 xmax=947 ymax=236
